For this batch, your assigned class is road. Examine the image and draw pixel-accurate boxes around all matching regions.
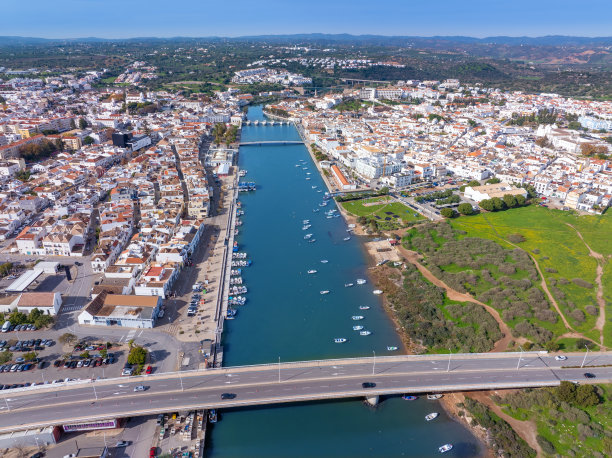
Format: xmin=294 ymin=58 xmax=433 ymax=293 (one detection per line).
xmin=0 ymin=351 xmax=610 ymax=433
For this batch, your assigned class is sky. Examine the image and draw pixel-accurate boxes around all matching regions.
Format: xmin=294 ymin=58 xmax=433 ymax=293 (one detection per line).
xmin=1 ymin=0 xmax=611 ymax=39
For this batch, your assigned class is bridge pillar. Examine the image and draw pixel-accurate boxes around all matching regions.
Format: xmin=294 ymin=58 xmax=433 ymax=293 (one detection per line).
xmin=365 ymin=395 xmax=379 ymax=406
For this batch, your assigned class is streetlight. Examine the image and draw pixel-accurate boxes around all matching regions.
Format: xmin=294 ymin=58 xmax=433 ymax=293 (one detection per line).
xmin=581 ymin=344 xmax=589 ymax=368
xmin=447 ymin=348 xmax=452 ymax=372
xmin=517 ymin=346 xmax=524 ymax=370
xmin=372 ymin=351 xmax=376 ymax=375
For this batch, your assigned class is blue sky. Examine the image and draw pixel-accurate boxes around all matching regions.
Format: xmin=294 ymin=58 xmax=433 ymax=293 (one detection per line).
xmin=2 ymin=0 xmax=610 ymax=39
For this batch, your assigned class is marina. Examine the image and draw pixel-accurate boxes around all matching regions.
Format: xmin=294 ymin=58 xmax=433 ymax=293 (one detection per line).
xmin=206 ymin=106 xmax=482 ymax=457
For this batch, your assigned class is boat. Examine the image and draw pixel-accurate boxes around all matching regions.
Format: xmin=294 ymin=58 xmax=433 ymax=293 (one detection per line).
xmin=320 ymin=290 xmax=330 ymax=295
xmin=313 ymin=209 xmax=320 ymax=213
xmin=402 ymin=395 xmax=417 ymax=401
xmin=302 ymin=219 xmax=310 ymax=224
xmin=334 ymin=338 xmax=347 ymax=343
xmin=226 ymin=309 xmax=237 ymax=320
xmin=304 ymin=234 xmax=313 ymax=239
xmin=359 ymin=306 xmax=370 ymax=310
xmin=295 ymin=164 xmax=301 ymax=167
xmin=305 ymin=177 xmax=311 ymax=180
xmin=307 ymin=270 xmax=317 ymax=274
xmin=308 ymin=239 xmax=316 ymax=243
xmin=425 ymin=412 xmax=439 ymax=421
xmin=387 ymin=346 xmax=398 ymax=351
xmin=320 ymin=260 xmax=328 ymax=263
xmin=302 ymin=225 xmax=311 ymax=230
xmin=343 ymin=237 xmax=351 ymax=241
xmin=306 ymin=172 xmax=311 ymax=175
xmin=356 ymin=279 xmax=367 ymax=285
xmin=208 ymin=409 xmax=218 ymax=423
xmin=311 ymin=186 xmax=317 ymax=189
xmin=352 ymin=325 xmax=364 ymax=331
xmin=439 ymin=444 xmax=453 ymax=454
xmin=427 ymin=394 xmax=443 ymax=400
xmin=344 ymin=283 xmax=354 ymax=287
xmin=351 ymin=316 xmax=364 ymax=320
xmin=359 ymin=330 xmax=372 ymax=336
xmin=373 ymin=290 xmax=383 ymax=295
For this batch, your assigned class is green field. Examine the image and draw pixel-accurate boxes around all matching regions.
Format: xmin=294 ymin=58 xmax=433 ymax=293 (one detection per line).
xmin=451 ymin=206 xmax=611 ymax=347
xmin=341 ymin=197 xmax=424 ymax=228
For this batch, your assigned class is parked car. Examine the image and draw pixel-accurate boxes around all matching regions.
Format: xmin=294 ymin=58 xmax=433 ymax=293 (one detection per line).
xmin=145 ymin=365 xmax=153 ymax=374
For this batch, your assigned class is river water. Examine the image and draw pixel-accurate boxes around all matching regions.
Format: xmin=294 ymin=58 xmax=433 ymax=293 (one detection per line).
xmin=205 ymin=106 xmax=482 ymax=457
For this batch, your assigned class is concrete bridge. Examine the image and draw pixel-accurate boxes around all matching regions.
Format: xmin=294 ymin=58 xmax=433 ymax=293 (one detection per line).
xmin=0 ymin=351 xmax=610 ymax=433
xmin=239 ymin=140 xmax=303 ymax=146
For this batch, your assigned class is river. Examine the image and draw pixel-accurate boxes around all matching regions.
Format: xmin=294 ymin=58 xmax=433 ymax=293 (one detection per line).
xmin=205 ymin=106 xmax=483 ymax=457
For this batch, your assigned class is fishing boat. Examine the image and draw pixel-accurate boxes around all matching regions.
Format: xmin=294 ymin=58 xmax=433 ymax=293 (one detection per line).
xmin=305 ymin=177 xmax=311 ymax=180
xmin=359 ymin=306 xmax=370 ymax=310
xmin=208 ymin=409 xmax=218 ymax=423
xmin=344 ymin=283 xmax=354 ymax=287
xmin=351 ymin=316 xmax=364 ymax=320
xmin=226 ymin=309 xmax=237 ymax=320
xmin=387 ymin=346 xmax=398 ymax=351
xmin=317 ymin=190 xmax=323 ymax=193
xmin=356 ymin=279 xmax=367 ymax=285
xmin=359 ymin=330 xmax=372 ymax=336
xmin=295 ymin=164 xmax=301 ymax=167
xmin=307 ymin=270 xmax=317 ymax=274
xmin=320 ymin=290 xmax=330 ymax=295
xmin=352 ymin=325 xmax=364 ymax=331
xmin=308 ymin=239 xmax=316 ymax=243
xmin=313 ymin=209 xmax=320 ymax=213
xmin=306 ymin=172 xmax=311 ymax=175
xmin=320 ymin=259 xmax=328 ymax=263
xmin=302 ymin=219 xmax=310 ymax=224
xmin=402 ymin=395 xmax=417 ymax=401
xmin=334 ymin=338 xmax=347 ymax=343
xmin=343 ymin=237 xmax=351 ymax=241
xmin=427 ymin=394 xmax=443 ymax=400
xmin=302 ymin=225 xmax=311 ymax=230
xmin=304 ymin=234 xmax=313 ymax=239
xmin=439 ymin=444 xmax=453 ymax=454
xmin=312 ymin=186 xmax=317 ymax=189
xmin=373 ymin=290 xmax=383 ymax=295
xmin=425 ymin=413 xmax=439 ymax=421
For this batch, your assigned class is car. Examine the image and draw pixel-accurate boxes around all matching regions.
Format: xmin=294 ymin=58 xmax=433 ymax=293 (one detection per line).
xmin=134 ymin=385 xmax=147 ymax=392
xmin=121 ymin=368 xmax=134 ymax=376
xmin=75 ymin=262 xmax=83 ymax=266
xmin=115 ymin=441 xmax=130 ymax=447
xmin=145 ymin=365 xmax=153 ymax=374
xmin=220 ymin=393 xmax=236 ymax=400
xmin=23 ymin=364 xmax=32 ymax=371
xmin=156 ymin=414 xmax=164 ymax=425
xmin=38 ymin=361 xmax=46 ymax=369
xmin=54 ymin=360 xmax=62 ymax=367
xmin=83 ymin=360 xmax=91 ymax=367
xmin=77 ymin=360 xmax=84 ymax=368
xmin=10 ymin=364 xmax=19 ymax=372
xmin=583 ymin=373 xmax=596 ymax=379
xmin=15 ymin=357 xmax=25 ymax=363
xmin=30 ymin=452 xmax=45 ymax=458
xmin=555 ymin=355 xmax=568 ymax=361
xmin=361 ymin=382 xmax=376 ymax=389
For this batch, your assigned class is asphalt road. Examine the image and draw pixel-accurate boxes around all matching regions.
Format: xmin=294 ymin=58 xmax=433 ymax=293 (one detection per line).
xmin=0 ymin=351 xmax=610 ymax=433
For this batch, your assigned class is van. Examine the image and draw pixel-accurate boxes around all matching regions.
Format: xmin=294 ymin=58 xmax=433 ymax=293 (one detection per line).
xmin=1 ymin=321 xmax=10 ymax=333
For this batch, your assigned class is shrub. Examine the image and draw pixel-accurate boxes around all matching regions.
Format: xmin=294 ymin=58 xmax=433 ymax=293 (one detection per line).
xmin=545 ymin=267 xmax=557 ymax=273
xmin=537 ymin=435 xmax=556 ymax=454
xmin=570 ymin=309 xmax=585 ymax=323
xmin=585 ymin=305 xmax=598 ymax=316
xmin=575 ymin=384 xmax=600 ymax=408
xmin=572 ymin=278 xmax=594 ymax=289
xmin=507 ymin=233 xmax=526 ymax=243
xmin=531 ymin=248 xmax=540 ymax=254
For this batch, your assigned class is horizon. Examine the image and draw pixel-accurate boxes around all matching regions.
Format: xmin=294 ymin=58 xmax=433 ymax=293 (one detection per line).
xmin=2 ymin=0 xmax=611 ymax=39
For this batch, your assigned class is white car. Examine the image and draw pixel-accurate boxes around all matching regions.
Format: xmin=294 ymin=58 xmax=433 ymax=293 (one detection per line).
xmin=555 ymin=355 xmax=568 ymax=361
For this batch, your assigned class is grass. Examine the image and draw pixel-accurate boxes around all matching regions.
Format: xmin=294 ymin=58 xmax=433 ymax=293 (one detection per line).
xmin=451 ymin=206 xmax=610 ymax=346
xmin=341 ymin=198 xmax=424 ymax=224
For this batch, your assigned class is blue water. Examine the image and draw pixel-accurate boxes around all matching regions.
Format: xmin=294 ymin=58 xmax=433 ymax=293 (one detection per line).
xmin=205 ymin=106 xmax=483 ymax=457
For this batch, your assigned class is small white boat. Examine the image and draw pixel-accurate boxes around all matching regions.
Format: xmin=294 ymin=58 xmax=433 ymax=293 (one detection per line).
xmin=320 ymin=290 xmax=330 ymax=295
xmin=311 ymin=186 xmax=317 ymax=189
xmin=359 ymin=306 xmax=370 ymax=310
xmin=307 ymin=269 xmax=317 ymax=274
xmin=344 ymin=283 xmax=354 ymax=287
xmin=306 ymin=177 xmax=311 ymax=180
xmin=343 ymin=237 xmax=351 ymax=241
xmin=439 ymin=444 xmax=453 ymax=454
xmin=427 ymin=394 xmax=443 ymax=400
xmin=425 ymin=412 xmax=439 ymax=421
xmin=373 ymin=290 xmax=383 ymax=295
xmin=334 ymin=338 xmax=347 ymax=343
xmin=356 ymin=279 xmax=367 ymax=285
xmin=302 ymin=225 xmax=311 ymax=230
xmin=352 ymin=325 xmax=364 ymax=331
xmin=313 ymin=209 xmax=320 ymax=213
xmin=304 ymin=234 xmax=313 ymax=239
xmin=302 ymin=219 xmax=310 ymax=224
xmin=295 ymin=164 xmax=301 ymax=167
xmin=306 ymin=172 xmax=311 ymax=175
xmin=387 ymin=346 xmax=398 ymax=351
xmin=320 ymin=259 xmax=328 ymax=264
xmin=352 ymin=316 xmax=364 ymax=320
xmin=359 ymin=330 xmax=372 ymax=336
xmin=308 ymin=239 xmax=316 ymax=243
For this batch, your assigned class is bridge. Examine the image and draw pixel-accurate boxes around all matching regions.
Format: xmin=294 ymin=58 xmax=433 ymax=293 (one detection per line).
xmin=0 ymin=351 xmax=610 ymax=433
xmin=239 ymin=141 xmax=303 ymax=146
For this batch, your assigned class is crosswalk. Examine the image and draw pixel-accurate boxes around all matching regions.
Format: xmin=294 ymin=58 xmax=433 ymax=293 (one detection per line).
xmin=62 ymin=305 xmax=83 ymax=313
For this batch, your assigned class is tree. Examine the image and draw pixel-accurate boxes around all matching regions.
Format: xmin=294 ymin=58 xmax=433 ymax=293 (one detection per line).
xmin=83 ymin=136 xmax=95 ymax=145
xmin=581 ymin=143 xmax=608 ymax=157
xmin=59 ymin=333 xmax=77 ymax=344
xmin=491 ymin=197 xmax=506 ymax=211
xmin=23 ymin=351 xmax=37 ymax=362
xmin=503 ymin=194 xmax=518 ymax=208
xmin=0 ymin=262 xmax=13 ymax=277
xmin=18 ymin=139 xmax=57 ymax=161
xmin=0 ymin=350 xmax=12 ymax=364
xmin=70 ymin=119 xmax=76 ymax=130
xmin=486 ymin=177 xmax=501 ymax=184
xmin=8 ymin=311 xmax=28 ymax=325
xmin=440 ymin=208 xmax=457 ymax=218
xmin=55 ymin=137 xmax=65 ymax=152
xmin=479 ymin=199 xmax=495 ymax=212
xmin=78 ymin=118 xmax=88 ymax=130
xmin=516 ymin=194 xmax=526 ymax=206
xmin=127 ymin=346 xmax=147 ymax=366
xmin=457 ymin=203 xmax=473 ymax=215
xmin=575 ymin=384 xmax=600 ymax=407
xmin=100 ymin=348 xmax=108 ymax=358
xmin=556 ymin=381 xmax=576 ymax=403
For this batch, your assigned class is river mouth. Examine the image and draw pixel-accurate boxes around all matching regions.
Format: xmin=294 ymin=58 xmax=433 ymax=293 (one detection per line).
xmin=206 ymin=106 xmax=483 ymax=457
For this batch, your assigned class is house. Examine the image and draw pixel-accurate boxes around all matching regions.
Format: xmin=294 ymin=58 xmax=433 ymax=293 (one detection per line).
xmin=78 ymin=291 xmax=161 ymax=328
xmin=464 ymin=182 xmax=528 ymax=202
xmin=16 ymin=292 xmax=62 ymax=316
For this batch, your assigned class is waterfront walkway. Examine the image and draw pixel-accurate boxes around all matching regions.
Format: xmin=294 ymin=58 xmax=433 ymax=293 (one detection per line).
xmin=0 ymin=351 xmax=610 ymax=433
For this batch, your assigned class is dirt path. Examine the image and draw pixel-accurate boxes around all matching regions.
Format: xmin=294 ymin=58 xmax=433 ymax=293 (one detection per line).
xmin=566 ymin=224 xmax=607 ymax=347
xmin=468 ymin=392 xmax=543 ymax=457
xmin=396 ymin=245 xmax=512 ymax=352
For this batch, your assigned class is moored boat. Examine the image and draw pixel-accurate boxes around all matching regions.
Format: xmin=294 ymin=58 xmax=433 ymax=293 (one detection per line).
xmin=425 ymin=412 xmax=439 ymax=421
xmin=359 ymin=330 xmax=372 ymax=336
xmin=402 ymin=395 xmax=417 ymax=401
xmin=352 ymin=325 xmax=364 ymax=331
xmin=387 ymin=346 xmax=398 ymax=351
xmin=344 ymin=283 xmax=354 ymax=287
xmin=351 ymin=315 xmax=364 ymax=320
xmin=343 ymin=236 xmax=351 ymax=241
xmin=320 ymin=290 xmax=330 ymax=295
xmin=334 ymin=338 xmax=347 ymax=343
xmin=373 ymin=290 xmax=383 ymax=295
xmin=359 ymin=306 xmax=370 ymax=310
xmin=439 ymin=444 xmax=453 ymax=454
xmin=427 ymin=394 xmax=443 ymax=400
xmin=307 ymin=269 xmax=317 ymax=274
xmin=320 ymin=259 xmax=328 ymax=263
xmin=356 ymin=279 xmax=367 ymax=285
